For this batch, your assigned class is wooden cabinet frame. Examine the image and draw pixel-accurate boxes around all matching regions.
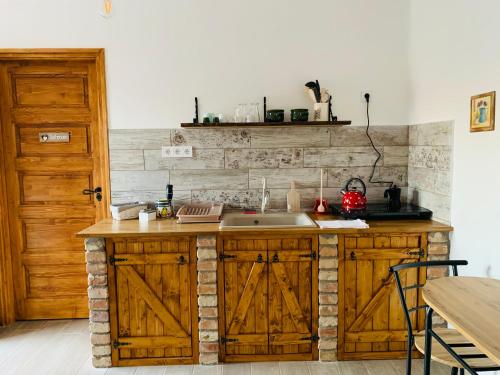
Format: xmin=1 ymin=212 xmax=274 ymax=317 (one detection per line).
xmin=217 ymin=233 xmax=319 ymax=363
xmin=0 ymin=49 xmax=110 ymax=325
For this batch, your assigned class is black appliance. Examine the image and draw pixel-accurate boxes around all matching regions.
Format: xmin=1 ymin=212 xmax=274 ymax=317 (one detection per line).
xmin=329 ymin=203 xmax=433 ymax=220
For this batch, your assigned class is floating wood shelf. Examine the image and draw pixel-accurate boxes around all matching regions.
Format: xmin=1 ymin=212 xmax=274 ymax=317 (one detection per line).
xmin=181 ymin=120 xmax=351 ymax=128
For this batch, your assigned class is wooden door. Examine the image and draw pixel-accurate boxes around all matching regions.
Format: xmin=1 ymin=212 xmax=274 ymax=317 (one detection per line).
xmin=267 ymin=238 xmax=317 ymax=358
xmin=0 ymin=52 xmax=109 ymax=319
xmin=108 ymin=237 xmax=198 ymax=366
xmin=338 ymin=233 xmax=427 ymax=360
xmin=219 ymin=235 xmax=318 ymax=362
xmin=220 ymin=239 xmax=269 ymax=358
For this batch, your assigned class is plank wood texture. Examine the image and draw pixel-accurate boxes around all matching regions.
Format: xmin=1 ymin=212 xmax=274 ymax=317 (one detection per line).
xmin=422 ymin=277 xmax=500 ymax=365
xmin=108 ymin=237 xmax=199 ymax=366
xmin=218 ymin=235 xmax=318 ymax=362
xmin=77 ymin=217 xmax=453 ymax=238
xmin=0 ymin=49 xmax=110 ymax=321
xmin=338 ymin=233 xmax=427 ymax=360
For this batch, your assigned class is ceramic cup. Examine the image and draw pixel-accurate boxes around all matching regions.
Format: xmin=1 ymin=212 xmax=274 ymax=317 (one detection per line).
xmin=266 ymin=109 xmax=285 ymax=122
xmin=291 ymin=108 xmax=309 ymax=122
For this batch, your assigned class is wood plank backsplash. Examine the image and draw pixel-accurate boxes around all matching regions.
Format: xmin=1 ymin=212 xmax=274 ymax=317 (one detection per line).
xmin=408 ymin=121 xmax=453 ymax=223
xmin=109 ymin=126 xmax=411 ymax=210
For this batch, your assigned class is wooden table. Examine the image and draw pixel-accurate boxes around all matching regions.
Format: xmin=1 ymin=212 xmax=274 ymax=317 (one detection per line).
xmin=422 ymin=277 xmax=500 ymax=374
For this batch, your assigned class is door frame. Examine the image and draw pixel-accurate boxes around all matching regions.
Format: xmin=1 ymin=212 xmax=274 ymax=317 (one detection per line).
xmin=0 ymin=49 xmax=110 ymax=325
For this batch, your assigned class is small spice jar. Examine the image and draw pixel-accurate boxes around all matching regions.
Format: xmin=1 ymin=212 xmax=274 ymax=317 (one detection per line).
xmin=156 ymin=198 xmax=174 ymax=219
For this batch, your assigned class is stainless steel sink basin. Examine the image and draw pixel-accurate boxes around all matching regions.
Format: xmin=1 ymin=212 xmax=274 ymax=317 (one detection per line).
xmin=219 ymin=212 xmax=317 ymax=229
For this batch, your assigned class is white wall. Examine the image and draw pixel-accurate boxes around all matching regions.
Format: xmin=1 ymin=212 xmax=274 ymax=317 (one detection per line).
xmin=0 ymin=0 xmax=410 ymax=128
xmin=409 ymin=0 xmax=500 ymax=279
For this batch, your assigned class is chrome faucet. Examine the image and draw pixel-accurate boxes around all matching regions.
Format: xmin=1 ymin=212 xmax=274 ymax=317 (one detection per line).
xmin=261 ymin=177 xmax=270 ymax=214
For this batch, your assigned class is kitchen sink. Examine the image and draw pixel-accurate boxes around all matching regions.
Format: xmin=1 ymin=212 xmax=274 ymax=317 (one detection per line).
xmin=219 ymin=212 xmax=317 ymax=229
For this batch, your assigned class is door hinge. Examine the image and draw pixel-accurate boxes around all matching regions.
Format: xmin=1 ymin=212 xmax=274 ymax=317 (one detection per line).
xmin=221 ymin=336 xmax=239 ymax=344
xmin=112 ymin=339 xmax=131 ymax=349
xmin=300 ymin=251 xmax=317 ymax=260
xmin=301 ymin=334 xmax=319 ymax=342
xmin=219 ymin=253 xmax=236 ymax=262
xmin=109 ymin=255 xmax=128 ymax=265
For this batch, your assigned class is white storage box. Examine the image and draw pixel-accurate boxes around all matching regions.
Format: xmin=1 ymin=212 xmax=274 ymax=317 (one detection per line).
xmin=110 ymin=202 xmax=148 ymax=220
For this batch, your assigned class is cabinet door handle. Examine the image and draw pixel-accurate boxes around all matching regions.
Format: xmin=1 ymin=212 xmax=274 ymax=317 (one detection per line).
xmin=178 ymin=255 xmax=185 ymax=264
xmin=272 ymin=253 xmax=279 ymax=263
xmin=350 ymin=251 xmax=357 ymax=260
xmin=257 ymin=254 xmax=263 ymax=263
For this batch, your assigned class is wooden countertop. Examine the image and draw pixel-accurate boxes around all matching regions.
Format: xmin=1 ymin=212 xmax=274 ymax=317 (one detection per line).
xmin=423 ymin=277 xmax=500 ymax=365
xmin=77 ymin=214 xmax=452 ymax=238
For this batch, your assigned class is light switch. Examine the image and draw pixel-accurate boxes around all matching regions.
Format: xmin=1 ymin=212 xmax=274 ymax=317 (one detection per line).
xmin=162 ymin=146 xmax=193 ymax=158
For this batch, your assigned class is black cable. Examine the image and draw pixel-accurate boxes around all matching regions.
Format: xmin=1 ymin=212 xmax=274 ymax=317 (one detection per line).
xmin=365 ymin=95 xmax=393 ymax=185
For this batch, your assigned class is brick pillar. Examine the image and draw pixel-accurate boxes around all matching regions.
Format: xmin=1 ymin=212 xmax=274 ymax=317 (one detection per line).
xmin=85 ymin=237 xmax=112 ymax=368
xmin=317 ymin=234 xmax=339 ymax=361
xmin=197 ymin=235 xmax=219 ymax=365
xmin=426 ymin=231 xmax=451 ymax=326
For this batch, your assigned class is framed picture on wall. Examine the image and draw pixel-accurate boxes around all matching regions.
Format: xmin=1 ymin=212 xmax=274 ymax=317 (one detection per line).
xmin=470 ymin=91 xmax=495 ymax=132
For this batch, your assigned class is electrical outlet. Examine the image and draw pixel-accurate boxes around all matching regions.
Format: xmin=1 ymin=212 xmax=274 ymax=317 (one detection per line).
xmin=361 ymin=91 xmax=372 ymax=103
xmin=176 ymin=146 xmax=193 ymax=157
xmin=161 ymin=146 xmax=173 ymax=158
xmin=162 ymin=146 xmax=193 ymax=158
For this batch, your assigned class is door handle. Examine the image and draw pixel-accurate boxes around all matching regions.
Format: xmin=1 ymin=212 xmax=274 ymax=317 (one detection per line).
xmin=83 ymin=187 xmax=102 ymax=201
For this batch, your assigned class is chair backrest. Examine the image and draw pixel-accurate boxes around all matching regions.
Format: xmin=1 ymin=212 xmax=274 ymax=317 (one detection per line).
xmin=389 ymin=260 xmax=468 ymax=335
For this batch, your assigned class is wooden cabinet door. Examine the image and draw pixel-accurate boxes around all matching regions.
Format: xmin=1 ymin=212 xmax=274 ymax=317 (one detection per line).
xmin=221 ymin=239 xmax=269 ymax=357
xmin=268 ymin=242 xmax=317 ymax=358
xmin=108 ymin=237 xmax=198 ymax=366
xmin=219 ymin=235 xmax=318 ymax=362
xmin=0 ymin=56 xmax=109 ymax=319
xmin=339 ymin=233 xmax=426 ymax=360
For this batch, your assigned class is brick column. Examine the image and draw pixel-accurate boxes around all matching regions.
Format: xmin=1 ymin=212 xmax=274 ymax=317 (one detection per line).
xmin=196 ymin=235 xmax=219 ymax=365
xmin=85 ymin=237 xmax=112 ymax=368
xmin=426 ymin=231 xmax=451 ymax=326
xmin=317 ymin=234 xmax=339 ymax=362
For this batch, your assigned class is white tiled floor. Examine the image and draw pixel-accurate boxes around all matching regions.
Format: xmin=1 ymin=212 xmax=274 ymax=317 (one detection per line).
xmin=0 ymin=320 xmax=452 ymax=375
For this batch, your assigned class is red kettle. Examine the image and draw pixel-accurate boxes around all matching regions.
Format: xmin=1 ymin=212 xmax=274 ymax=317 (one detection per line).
xmin=341 ymin=178 xmax=367 ymax=211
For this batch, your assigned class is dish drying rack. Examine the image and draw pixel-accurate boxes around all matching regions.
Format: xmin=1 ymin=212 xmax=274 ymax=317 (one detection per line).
xmin=176 ymin=203 xmax=224 ymax=223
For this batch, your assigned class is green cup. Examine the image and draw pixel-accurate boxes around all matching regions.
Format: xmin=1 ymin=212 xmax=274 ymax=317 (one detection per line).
xmin=266 ymin=109 xmax=285 ymax=122
xmin=291 ymin=109 xmax=309 ymax=122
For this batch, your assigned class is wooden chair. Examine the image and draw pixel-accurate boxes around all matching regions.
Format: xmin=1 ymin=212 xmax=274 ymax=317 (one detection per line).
xmin=390 ymin=260 xmax=499 ymax=375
